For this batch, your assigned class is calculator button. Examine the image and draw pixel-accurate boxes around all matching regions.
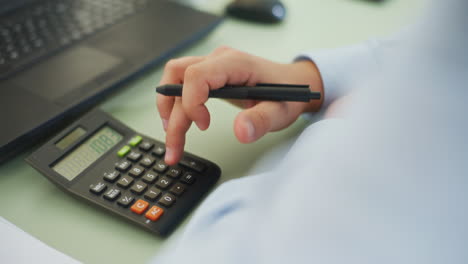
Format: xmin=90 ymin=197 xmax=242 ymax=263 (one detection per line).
xmin=103 ymin=171 xmax=120 ymax=183
xmin=158 ymin=193 xmax=176 ymax=207
xmin=117 ymin=194 xmax=134 ymax=208
xmin=129 ymin=165 xmax=145 ymax=178
xmin=117 ymin=145 xmax=131 ymax=157
xmin=126 ymin=151 xmax=142 ymax=162
xmin=145 ymin=206 xmax=164 ymax=221
xmin=103 ymin=188 xmax=121 ymax=201
xmin=117 ymin=175 xmax=134 ymax=188
xmin=166 ymin=167 xmax=182 ymax=178
xmin=180 ymin=157 xmax=205 ymax=173
xmin=151 ymin=145 xmax=165 ymax=157
xmin=90 ymin=181 xmax=107 ymax=195
xmin=153 ymin=160 xmax=168 ymax=173
xmin=128 ymin=135 xmax=143 ymax=147
xmin=169 ymin=183 xmax=186 ymax=196
xmin=142 ymin=172 xmax=158 ymax=184
xmin=139 ymin=141 xmax=154 ymax=152
xmin=115 ymin=160 xmax=132 ymax=172
xmin=139 ymin=156 xmax=155 ymax=168
xmin=144 ymin=187 xmax=162 ymax=201
xmin=181 ymin=172 xmax=196 ymax=185
xmin=130 ymin=181 xmax=147 ymax=195
xmin=131 ymin=199 xmax=149 ymax=215
xmin=155 ymin=176 xmax=172 ymax=189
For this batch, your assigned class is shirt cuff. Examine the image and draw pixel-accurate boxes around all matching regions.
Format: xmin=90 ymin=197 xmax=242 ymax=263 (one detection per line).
xmin=295 ymin=39 xmax=382 ymax=111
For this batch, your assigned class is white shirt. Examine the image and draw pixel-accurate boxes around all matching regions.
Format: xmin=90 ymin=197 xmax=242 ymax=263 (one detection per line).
xmin=152 ymin=1 xmax=468 ymax=263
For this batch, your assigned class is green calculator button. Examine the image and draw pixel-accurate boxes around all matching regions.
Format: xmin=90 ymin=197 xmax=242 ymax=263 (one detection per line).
xmin=117 ymin=145 xmax=131 ymax=157
xmin=129 ymin=135 xmax=142 ymax=147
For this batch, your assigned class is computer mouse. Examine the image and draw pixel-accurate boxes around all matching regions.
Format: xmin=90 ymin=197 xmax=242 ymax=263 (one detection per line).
xmin=225 ymin=0 xmax=286 ymax=24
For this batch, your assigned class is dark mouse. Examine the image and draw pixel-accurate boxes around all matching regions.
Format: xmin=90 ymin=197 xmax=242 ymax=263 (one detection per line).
xmin=226 ymin=0 xmax=286 ymax=24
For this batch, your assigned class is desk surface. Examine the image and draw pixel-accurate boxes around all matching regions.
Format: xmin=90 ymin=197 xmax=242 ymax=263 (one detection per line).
xmin=0 ymin=0 xmax=422 ymax=263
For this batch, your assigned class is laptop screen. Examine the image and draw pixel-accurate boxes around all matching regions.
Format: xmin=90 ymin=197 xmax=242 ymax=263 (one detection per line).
xmin=0 ymin=0 xmax=38 ymax=14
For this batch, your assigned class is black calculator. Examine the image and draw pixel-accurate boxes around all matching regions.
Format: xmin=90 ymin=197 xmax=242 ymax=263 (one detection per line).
xmin=26 ymin=109 xmax=221 ymax=237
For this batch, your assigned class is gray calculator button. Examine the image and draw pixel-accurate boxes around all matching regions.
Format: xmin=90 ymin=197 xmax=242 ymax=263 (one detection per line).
xmin=129 ymin=165 xmax=145 ymax=177
xmin=117 ymin=175 xmax=133 ymax=188
xmin=117 ymin=194 xmax=134 ymax=207
xmin=90 ymin=181 xmax=107 ymax=195
xmin=158 ymin=193 xmax=176 ymax=207
xmin=115 ymin=160 xmax=132 ymax=172
xmin=140 ymin=156 xmax=155 ymax=168
xmin=142 ymin=172 xmax=158 ymax=184
xmin=139 ymin=141 xmax=154 ymax=152
xmin=153 ymin=160 xmax=168 ymax=173
xmin=155 ymin=176 xmax=172 ymax=189
xmin=151 ymin=145 xmax=165 ymax=157
xmin=104 ymin=188 xmax=120 ymax=201
xmin=103 ymin=171 xmax=120 ymax=183
xmin=130 ymin=180 xmax=147 ymax=195
xmin=166 ymin=168 xmax=182 ymax=178
xmin=179 ymin=158 xmax=205 ymax=172
xmin=181 ymin=172 xmax=196 ymax=185
xmin=127 ymin=151 xmax=142 ymax=162
xmin=144 ymin=187 xmax=162 ymax=201
xmin=169 ymin=183 xmax=186 ymax=196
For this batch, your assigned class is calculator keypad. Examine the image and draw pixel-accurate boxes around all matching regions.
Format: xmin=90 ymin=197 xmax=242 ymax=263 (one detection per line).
xmin=89 ymin=135 xmax=209 ymax=224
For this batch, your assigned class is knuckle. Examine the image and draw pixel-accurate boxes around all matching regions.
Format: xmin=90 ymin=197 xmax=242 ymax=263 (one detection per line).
xmin=157 ymin=95 xmax=171 ymax=110
xmin=184 ymin=65 xmax=203 ymax=80
xmin=182 ymin=99 xmax=199 ymax=114
xmin=213 ymin=45 xmax=232 ymax=54
xmin=164 ymin=58 xmax=183 ymax=72
xmin=255 ymin=109 xmax=271 ymax=132
xmin=171 ymin=122 xmax=188 ymax=136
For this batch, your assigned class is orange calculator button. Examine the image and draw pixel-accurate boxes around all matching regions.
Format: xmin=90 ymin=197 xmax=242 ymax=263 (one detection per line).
xmin=145 ymin=206 xmax=164 ymax=221
xmin=131 ymin=199 xmax=149 ymax=214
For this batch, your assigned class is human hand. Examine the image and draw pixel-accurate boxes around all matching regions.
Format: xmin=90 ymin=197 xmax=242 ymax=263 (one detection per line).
xmin=156 ymin=46 xmax=323 ymax=164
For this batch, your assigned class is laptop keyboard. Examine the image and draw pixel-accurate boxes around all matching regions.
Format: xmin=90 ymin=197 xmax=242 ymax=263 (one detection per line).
xmin=0 ymin=0 xmax=149 ymax=79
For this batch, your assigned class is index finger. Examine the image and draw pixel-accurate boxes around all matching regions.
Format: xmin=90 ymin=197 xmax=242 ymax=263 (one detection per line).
xmin=157 ymin=56 xmax=205 ymax=127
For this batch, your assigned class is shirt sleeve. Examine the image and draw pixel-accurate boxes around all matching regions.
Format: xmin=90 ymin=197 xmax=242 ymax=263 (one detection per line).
xmin=295 ymin=38 xmax=384 ymax=110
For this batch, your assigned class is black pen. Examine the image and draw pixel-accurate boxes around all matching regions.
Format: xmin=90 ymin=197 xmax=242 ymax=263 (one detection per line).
xmin=156 ymin=83 xmax=321 ymax=102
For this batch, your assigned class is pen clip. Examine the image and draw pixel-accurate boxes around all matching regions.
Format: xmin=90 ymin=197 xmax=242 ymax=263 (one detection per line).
xmin=255 ymin=83 xmax=310 ymax=88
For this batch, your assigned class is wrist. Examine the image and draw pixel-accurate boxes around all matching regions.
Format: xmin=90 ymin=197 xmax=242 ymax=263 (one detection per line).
xmin=287 ymin=60 xmax=324 ymax=113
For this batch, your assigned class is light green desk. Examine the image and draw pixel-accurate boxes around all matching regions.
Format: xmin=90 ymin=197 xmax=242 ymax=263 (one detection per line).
xmin=0 ymin=0 xmax=422 ymax=263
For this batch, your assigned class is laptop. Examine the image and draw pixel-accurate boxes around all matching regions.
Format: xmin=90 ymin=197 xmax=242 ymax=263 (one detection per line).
xmin=0 ymin=0 xmax=222 ymax=164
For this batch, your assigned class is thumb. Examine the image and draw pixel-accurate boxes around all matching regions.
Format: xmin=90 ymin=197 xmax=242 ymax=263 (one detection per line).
xmin=234 ymin=101 xmax=300 ymax=143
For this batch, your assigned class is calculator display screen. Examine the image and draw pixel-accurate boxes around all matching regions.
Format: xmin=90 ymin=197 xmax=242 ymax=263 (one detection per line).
xmin=53 ymin=126 xmax=123 ymax=181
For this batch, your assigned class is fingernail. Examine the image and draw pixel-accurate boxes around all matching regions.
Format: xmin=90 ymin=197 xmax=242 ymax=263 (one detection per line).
xmin=162 ymin=119 xmax=168 ymax=131
xmin=245 ymin=119 xmax=255 ymax=142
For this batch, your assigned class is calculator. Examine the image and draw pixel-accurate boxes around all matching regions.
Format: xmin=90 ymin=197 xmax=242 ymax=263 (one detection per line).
xmin=26 ymin=109 xmax=221 ymax=237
